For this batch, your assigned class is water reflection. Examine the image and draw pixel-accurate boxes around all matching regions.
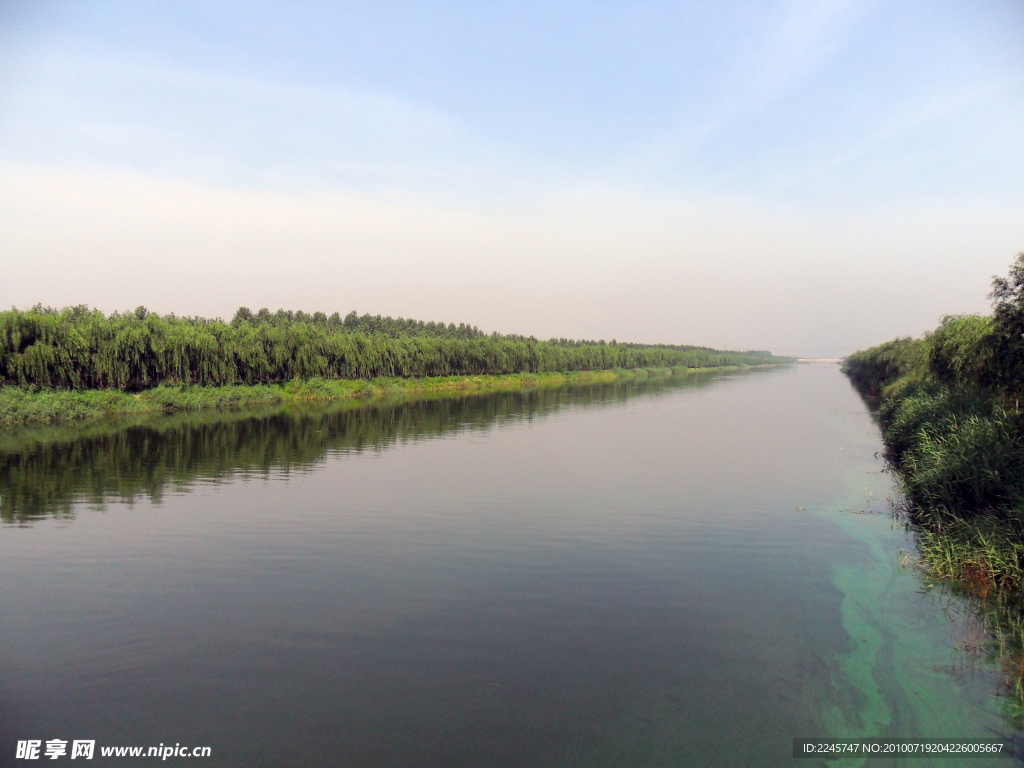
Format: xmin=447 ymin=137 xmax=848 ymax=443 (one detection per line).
xmin=0 ymin=372 xmax=724 ymax=522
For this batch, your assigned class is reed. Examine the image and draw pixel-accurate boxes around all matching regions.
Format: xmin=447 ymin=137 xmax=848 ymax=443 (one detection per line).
xmin=910 ymin=512 xmax=1024 ymax=593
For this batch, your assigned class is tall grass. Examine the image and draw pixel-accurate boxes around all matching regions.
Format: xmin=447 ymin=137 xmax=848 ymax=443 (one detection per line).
xmin=911 ymin=512 xmax=1024 ymax=592
xmin=846 ymin=319 xmax=1024 ymax=591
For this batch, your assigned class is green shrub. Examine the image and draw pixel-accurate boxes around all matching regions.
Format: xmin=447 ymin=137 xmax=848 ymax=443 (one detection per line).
xmin=845 ymin=252 xmax=1024 ymax=593
xmin=927 ymin=314 xmax=995 ymax=388
xmin=842 ymin=337 xmax=927 ymax=392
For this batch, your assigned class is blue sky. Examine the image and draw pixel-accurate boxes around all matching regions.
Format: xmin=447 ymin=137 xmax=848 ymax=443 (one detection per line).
xmin=1 ymin=1 xmax=1022 ymax=354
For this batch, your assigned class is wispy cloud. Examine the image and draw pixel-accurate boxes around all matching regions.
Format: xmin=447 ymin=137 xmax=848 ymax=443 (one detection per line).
xmin=747 ymin=0 xmax=873 ymax=103
xmin=0 ymin=42 xmax=550 ymax=201
xmin=772 ymin=74 xmax=1024 ymax=195
xmin=614 ymin=0 xmax=874 ymax=184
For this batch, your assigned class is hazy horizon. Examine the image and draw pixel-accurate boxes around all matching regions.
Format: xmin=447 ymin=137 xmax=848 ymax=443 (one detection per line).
xmin=2 ymin=1 xmax=1022 ymax=357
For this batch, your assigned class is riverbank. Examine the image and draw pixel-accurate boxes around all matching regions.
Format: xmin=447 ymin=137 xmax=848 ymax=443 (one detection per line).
xmin=844 ymin=340 xmax=1024 ymax=595
xmin=0 ymin=365 xmax=778 ymax=427
xmin=842 ymin=252 xmax=1024 ymax=597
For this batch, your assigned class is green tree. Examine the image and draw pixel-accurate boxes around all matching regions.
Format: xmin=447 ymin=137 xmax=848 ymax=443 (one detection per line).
xmin=989 ymin=251 xmax=1024 ymax=396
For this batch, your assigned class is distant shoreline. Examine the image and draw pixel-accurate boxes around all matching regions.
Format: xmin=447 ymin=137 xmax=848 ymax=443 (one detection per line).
xmin=0 ymin=365 xmax=786 ymax=428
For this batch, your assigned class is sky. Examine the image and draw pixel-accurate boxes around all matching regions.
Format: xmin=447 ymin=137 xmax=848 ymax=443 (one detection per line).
xmin=0 ymin=1 xmax=1022 ymax=356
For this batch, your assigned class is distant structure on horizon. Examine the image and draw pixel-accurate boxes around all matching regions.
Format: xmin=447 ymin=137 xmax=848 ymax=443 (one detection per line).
xmin=796 ymin=358 xmax=843 ymax=363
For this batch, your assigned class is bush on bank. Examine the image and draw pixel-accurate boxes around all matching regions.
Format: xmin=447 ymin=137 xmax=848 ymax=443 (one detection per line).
xmin=843 ymin=253 xmax=1024 ymax=591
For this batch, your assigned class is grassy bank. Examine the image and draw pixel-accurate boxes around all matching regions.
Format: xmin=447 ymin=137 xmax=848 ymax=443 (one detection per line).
xmin=0 ymin=365 xmax=767 ymax=427
xmin=843 ymin=253 xmax=1024 ymax=594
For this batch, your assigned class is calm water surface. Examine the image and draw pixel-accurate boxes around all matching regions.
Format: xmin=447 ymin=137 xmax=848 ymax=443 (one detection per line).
xmin=1 ymin=366 xmax=1019 ymax=766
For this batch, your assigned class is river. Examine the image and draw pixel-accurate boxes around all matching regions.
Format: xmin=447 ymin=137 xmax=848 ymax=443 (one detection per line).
xmin=0 ymin=365 xmax=1019 ymax=766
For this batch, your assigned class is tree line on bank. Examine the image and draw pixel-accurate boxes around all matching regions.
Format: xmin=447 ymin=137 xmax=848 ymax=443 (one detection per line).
xmin=843 ymin=252 xmax=1024 ymax=589
xmin=0 ymin=306 xmax=784 ymax=391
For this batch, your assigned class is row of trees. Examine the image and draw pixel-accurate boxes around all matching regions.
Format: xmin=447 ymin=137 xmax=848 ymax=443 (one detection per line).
xmin=1 ymin=306 xmax=783 ymax=391
xmin=230 ymin=307 xmax=488 ymax=340
xmin=228 ymin=306 xmax=759 ymax=353
xmin=845 ymin=250 xmax=1024 ymax=402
